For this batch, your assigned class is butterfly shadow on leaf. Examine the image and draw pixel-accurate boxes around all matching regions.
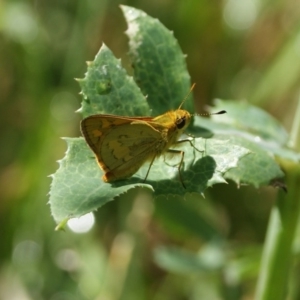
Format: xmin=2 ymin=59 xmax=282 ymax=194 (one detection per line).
xmin=109 ymin=155 xmax=218 ymax=196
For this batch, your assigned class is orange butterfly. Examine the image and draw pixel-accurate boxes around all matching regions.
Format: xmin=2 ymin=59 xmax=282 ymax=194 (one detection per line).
xmin=81 ymin=84 xmax=225 ymax=186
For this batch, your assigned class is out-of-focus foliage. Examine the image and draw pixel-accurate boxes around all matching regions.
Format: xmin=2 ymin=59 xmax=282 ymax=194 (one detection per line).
xmin=1 ymin=0 xmax=299 ymax=299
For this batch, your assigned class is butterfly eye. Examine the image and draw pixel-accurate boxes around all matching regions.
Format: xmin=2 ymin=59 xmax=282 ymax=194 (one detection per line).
xmin=176 ymin=117 xmax=186 ymax=129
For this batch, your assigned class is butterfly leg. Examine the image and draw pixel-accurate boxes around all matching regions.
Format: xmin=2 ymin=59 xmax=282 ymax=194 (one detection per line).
xmin=166 ymin=149 xmax=186 ymax=189
xmin=143 ymin=154 xmax=157 ymax=183
xmin=176 ymin=138 xmax=205 ymax=155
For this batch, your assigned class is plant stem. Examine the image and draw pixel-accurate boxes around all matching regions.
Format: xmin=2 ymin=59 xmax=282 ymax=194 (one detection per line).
xmin=255 ymin=168 xmax=300 ymax=300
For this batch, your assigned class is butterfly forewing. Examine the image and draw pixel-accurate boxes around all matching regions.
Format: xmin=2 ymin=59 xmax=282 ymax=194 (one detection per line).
xmin=81 ymin=115 xmax=165 ymax=181
xmin=81 ymin=116 xmax=131 ymax=172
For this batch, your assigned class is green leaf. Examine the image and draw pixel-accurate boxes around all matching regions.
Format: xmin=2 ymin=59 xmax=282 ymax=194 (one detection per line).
xmin=121 ymin=5 xmax=193 ymax=115
xmin=78 ymin=44 xmax=150 ymax=117
xmin=211 ymin=99 xmax=289 ymax=144
xmin=49 ymin=7 xmax=289 ymax=225
xmin=49 ymin=137 xmax=153 ymax=224
xmin=49 ymin=136 xmax=249 ymax=224
xmin=195 ymin=100 xmax=300 ymax=163
xmin=224 ymin=137 xmax=285 ymax=187
xmin=193 ymin=100 xmax=298 ymax=187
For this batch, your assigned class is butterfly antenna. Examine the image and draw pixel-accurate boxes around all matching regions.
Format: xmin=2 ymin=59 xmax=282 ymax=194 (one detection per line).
xmin=193 ymin=110 xmax=227 ymax=117
xmin=178 ymin=83 xmax=196 ymax=109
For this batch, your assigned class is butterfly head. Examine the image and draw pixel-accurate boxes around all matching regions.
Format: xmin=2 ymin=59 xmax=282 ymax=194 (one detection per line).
xmin=174 ymin=109 xmax=191 ymax=132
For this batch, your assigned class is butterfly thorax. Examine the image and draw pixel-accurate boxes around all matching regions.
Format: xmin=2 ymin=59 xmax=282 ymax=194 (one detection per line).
xmin=152 ymin=109 xmax=191 ymax=149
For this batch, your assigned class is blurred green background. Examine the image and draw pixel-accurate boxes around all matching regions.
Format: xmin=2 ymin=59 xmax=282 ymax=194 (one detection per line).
xmin=1 ymin=0 xmax=300 ymax=299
